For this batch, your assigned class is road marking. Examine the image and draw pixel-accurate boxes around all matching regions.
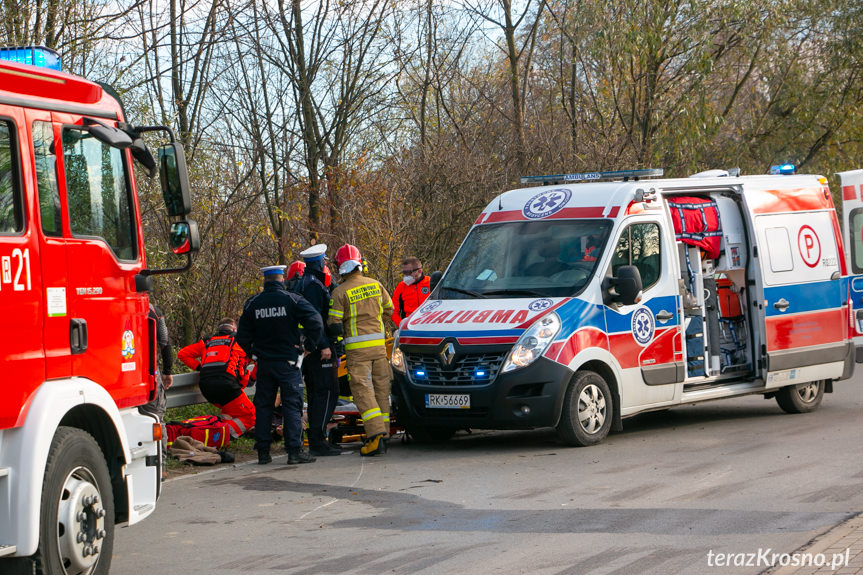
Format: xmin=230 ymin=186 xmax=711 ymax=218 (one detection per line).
xmin=298 ymin=457 xmax=365 ymax=520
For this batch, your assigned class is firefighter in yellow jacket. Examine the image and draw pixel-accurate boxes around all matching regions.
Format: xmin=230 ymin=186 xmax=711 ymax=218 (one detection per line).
xmin=328 ymin=244 xmax=394 ymax=456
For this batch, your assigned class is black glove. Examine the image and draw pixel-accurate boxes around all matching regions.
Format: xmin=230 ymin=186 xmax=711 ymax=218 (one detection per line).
xmin=331 ymin=339 xmax=345 ymax=358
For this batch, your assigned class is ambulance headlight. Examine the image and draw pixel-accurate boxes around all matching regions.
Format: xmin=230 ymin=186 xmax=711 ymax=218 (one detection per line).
xmin=391 ymin=342 xmax=406 ymax=373
xmin=501 ymin=312 xmax=561 ymax=373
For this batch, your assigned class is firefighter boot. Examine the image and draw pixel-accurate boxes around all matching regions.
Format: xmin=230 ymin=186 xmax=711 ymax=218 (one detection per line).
xmin=287 ymin=450 xmax=316 ymax=464
xmin=360 ymin=433 xmax=387 ymax=457
xmin=258 ymin=448 xmax=272 ymax=465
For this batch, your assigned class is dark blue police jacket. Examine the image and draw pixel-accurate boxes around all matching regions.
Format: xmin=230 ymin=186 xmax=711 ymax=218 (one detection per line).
xmin=236 ymin=280 xmax=325 ymax=362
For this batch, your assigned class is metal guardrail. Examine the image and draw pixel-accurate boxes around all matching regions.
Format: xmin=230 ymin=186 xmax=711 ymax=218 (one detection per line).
xmin=166 ymin=372 xmax=253 ymax=409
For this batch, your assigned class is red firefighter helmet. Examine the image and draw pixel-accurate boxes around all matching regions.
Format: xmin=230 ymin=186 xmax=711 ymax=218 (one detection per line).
xmin=335 ymin=244 xmax=362 ymax=275
xmin=286 ymin=260 xmax=306 ymax=281
xmin=323 ymin=264 xmax=332 ymax=287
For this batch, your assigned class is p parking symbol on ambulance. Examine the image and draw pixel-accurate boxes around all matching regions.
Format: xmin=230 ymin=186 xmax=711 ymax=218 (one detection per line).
xmin=797 ymin=225 xmax=821 ymax=268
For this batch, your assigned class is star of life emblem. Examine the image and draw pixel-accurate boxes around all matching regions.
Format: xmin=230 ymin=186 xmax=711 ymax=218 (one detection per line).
xmin=523 ymin=188 xmax=572 ymax=219
xmin=631 ymin=307 xmax=655 ymax=346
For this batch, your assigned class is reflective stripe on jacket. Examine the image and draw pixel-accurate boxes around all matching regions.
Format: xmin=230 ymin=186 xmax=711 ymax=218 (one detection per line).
xmin=328 ymin=272 xmax=393 ymax=351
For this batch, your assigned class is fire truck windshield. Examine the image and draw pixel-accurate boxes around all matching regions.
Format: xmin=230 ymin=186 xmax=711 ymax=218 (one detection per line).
xmin=439 ymin=219 xmax=612 ymax=299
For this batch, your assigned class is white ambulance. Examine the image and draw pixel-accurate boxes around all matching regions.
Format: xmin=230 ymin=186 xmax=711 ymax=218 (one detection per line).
xmin=391 ymin=168 xmax=863 ymax=445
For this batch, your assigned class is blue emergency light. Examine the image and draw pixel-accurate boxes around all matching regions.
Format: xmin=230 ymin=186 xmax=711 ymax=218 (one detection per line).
xmin=0 ymin=46 xmax=62 ymax=71
xmin=520 ymin=168 xmax=664 ymax=186
xmin=769 ymin=164 xmax=796 ymax=175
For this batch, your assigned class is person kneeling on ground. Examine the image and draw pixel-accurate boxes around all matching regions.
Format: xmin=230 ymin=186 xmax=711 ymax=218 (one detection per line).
xmin=177 ymin=318 xmax=256 ymax=439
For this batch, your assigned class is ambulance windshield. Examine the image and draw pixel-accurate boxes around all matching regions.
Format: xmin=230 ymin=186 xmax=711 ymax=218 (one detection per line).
xmin=440 ymin=220 xmax=612 ymax=298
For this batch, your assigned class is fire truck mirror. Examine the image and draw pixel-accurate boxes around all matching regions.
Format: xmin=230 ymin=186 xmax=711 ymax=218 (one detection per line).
xmin=169 ymin=220 xmax=200 ymax=255
xmin=88 ymin=122 xmax=133 ymax=149
xmin=158 ymin=143 xmax=192 ymax=217
xmin=131 ymin=137 xmax=157 ymax=177
xmin=135 ymin=274 xmax=154 ymax=293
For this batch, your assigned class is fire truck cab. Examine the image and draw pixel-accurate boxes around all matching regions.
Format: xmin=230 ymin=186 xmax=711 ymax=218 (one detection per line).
xmin=0 ymin=47 xmax=199 ymax=574
xmin=391 ymin=167 xmax=863 ymax=446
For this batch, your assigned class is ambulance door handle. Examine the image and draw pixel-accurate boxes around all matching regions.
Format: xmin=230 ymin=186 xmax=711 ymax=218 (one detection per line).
xmin=70 ymin=318 xmax=88 ymax=355
xmin=656 ymin=310 xmax=674 ymax=323
xmin=773 ymin=299 xmax=790 ymax=312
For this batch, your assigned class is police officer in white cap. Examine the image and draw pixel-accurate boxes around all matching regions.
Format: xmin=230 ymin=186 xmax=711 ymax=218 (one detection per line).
xmin=296 ymin=244 xmax=342 ymax=456
xmin=236 ymin=264 xmax=330 ymax=464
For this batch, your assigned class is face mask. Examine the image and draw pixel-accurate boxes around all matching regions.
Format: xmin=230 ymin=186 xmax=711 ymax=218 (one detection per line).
xmin=403 ymin=274 xmax=416 ymax=286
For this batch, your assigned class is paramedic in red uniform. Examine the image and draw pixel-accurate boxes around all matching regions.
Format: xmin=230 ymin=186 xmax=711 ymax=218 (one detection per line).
xmin=391 ymin=256 xmax=431 ymax=327
xmin=177 ymin=318 xmax=256 ymax=439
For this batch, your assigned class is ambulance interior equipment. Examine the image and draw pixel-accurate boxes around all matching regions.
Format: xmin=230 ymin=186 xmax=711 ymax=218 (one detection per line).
xmin=666 ymin=194 xmax=751 ymax=382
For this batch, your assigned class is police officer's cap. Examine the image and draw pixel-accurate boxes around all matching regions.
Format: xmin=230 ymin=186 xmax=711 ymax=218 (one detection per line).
xmin=299 ymin=243 xmax=328 ymax=262
xmin=260 ymin=265 xmax=287 ymax=277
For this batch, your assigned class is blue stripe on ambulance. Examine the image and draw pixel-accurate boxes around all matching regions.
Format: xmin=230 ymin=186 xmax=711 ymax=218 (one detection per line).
xmin=763 ymin=281 xmax=842 ymax=317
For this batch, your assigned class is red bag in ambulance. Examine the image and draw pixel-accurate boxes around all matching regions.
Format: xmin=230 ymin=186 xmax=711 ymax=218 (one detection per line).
xmin=667 ymin=196 xmax=722 ymax=259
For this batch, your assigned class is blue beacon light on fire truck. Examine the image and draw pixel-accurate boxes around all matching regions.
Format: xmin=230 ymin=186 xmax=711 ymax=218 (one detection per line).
xmin=0 ymin=46 xmax=62 ymax=70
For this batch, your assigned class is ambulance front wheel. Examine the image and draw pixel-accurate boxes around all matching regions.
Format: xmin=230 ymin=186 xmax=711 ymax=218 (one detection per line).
xmin=36 ymin=426 xmax=115 ymax=575
xmin=557 ymin=371 xmax=613 ymax=446
xmin=775 ymin=380 xmax=825 ymax=414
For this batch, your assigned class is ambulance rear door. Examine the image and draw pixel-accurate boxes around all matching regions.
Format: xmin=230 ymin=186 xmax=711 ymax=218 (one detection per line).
xmin=751 ymin=200 xmax=846 ymax=379
xmin=838 ymin=169 xmax=863 ymax=363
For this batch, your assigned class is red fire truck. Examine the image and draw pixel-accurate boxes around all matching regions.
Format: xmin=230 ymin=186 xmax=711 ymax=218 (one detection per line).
xmin=0 ymin=47 xmax=200 ymax=574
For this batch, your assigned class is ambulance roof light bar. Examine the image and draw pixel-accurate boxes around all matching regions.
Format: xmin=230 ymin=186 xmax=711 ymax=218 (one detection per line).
xmin=770 ymin=164 xmax=796 ymax=175
xmin=520 ymin=168 xmax=664 ymax=186
xmin=0 ymin=46 xmax=62 ymax=71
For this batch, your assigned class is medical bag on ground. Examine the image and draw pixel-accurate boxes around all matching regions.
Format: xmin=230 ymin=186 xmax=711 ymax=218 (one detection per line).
xmin=166 ymin=415 xmax=231 ymax=450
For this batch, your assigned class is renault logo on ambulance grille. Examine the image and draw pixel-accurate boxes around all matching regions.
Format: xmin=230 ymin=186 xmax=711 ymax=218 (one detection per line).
xmin=440 ymin=342 xmax=456 ymax=367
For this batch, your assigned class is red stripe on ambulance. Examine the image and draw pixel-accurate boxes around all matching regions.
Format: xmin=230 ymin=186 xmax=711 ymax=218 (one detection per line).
xmin=765 ymin=308 xmax=847 ymax=351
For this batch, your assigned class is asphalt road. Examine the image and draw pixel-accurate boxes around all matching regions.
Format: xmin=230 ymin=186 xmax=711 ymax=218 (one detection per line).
xmin=112 ymin=374 xmax=863 ymax=575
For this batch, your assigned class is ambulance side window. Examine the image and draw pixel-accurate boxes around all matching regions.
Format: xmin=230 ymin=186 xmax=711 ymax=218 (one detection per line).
xmin=32 ymin=121 xmax=62 ymax=236
xmin=62 ymin=127 xmax=138 ymax=260
xmin=611 ymin=222 xmax=661 ymax=289
xmin=0 ymin=119 xmax=24 ymax=235
xmin=850 ymin=209 xmax=863 ymax=274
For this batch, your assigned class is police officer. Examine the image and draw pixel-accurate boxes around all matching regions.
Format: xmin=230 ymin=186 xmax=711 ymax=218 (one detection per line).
xmin=237 ymin=265 xmax=330 ymax=465
xmin=297 ymin=244 xmax=342 ymax=456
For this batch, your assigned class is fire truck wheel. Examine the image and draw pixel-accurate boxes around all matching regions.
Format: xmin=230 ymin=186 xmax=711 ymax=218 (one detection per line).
xmin=557 ymin=371 xmax=612 ymax=447
xmin=35 ymin=426 xmax=115 ymax=575
xmin=775 ymin=380 xmax=825 ymax=414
